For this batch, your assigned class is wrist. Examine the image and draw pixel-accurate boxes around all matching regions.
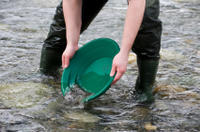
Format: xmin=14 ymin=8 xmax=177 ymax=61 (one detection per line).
xmin=66 ymin=31 xmax=80 ymax=47
xmin=120 ymin=48 xmax=130 ymax=57
xmin=66 ymin=42 xmax=78 ymax=50
xmin=67 ymin=38 xmax=79 ymax=46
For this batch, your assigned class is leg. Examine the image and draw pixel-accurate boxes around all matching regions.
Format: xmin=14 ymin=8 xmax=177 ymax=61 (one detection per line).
xmin=132 ymin=0 xmax=162 ymax=103
xmin=40 ymin=0 xmax=108 ymax=76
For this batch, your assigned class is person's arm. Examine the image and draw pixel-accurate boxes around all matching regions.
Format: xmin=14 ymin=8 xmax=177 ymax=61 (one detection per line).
xmin=110 ymin=0 xmax=145 ymax=84
xmin=62 ymin=0 xmax=82 ymax=68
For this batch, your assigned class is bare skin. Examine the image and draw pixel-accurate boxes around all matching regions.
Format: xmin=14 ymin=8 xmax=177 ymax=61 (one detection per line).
xmin=62 ymin=0 xmax=145 ymax=84
xmin=110 ymin=0 xmax=145 ymax=84
xmin=62 ymin=0 xmax=82 ymax=68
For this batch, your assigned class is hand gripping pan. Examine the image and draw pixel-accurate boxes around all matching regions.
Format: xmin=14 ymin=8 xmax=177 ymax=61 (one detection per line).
xmin=61 ymin=38 xmax=120 ymax=102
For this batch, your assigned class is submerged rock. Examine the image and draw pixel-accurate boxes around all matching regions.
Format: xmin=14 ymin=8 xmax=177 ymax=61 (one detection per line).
xmin=154 ymin=84 xmax=186 ymax=98
xmin=0 ymin=82 xmax=54 ymax=108
xmin=154 ymin=84 xmax=186 ymax=94
xmin=64 ymin=111 xmax=100 ymax=123
xmin=130 ymin=107 xmax=151 ymax=121
xmin=0 ymin=23 xmax=10 ymax=31
xmin=144 ymin=122 xmax=157 ymax=131
xmin=160 ymin=49 xmax=185 ymax=61
xmin=154 ymin=84 xmax=200 ymax=101
xmin=128 ymin=53 xmax=137 ymax=64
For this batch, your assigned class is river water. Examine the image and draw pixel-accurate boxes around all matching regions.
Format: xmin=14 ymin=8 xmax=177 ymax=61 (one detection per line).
xmin=0 ymin=0 xmax=200 ymax=131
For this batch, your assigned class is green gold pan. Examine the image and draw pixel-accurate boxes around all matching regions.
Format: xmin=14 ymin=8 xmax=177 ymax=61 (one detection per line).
xmin=61 ymin=38 xmax=120 ymax=102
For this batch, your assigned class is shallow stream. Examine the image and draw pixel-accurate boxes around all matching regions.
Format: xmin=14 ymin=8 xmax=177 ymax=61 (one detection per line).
xmin=0 ymin=0 xmax=200 ymax=131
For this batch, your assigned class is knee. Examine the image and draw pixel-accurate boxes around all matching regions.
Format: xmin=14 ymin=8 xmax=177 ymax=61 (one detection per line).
xmin=131 ymin=0 xmax=162 ymax=59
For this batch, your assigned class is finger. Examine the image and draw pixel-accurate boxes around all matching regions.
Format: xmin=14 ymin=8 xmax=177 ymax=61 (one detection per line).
xmin=62 ymin=54 xmax=65 ymax=69
xmin=110 ymin=65 xmax=116 ymax=77
xmin=64 ymin=57 xmax=70 ymax=68
xmin=112 ymin=71 xmax=123 ymax=85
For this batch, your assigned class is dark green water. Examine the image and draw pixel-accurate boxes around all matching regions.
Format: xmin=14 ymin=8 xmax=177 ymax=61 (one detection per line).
xmin=0 ymin=0 xmax=200 ymax=131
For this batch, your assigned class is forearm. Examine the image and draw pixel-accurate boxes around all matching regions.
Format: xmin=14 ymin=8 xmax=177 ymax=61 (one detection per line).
xmin=120 ymin=0 xmax=145 ymax=55
xmin=63 ymin=0 xmax=82 ymax=47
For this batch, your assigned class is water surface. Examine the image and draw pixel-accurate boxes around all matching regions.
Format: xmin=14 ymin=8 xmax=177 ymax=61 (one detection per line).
xmin=0 ymin=0 xmax=200 ymax=131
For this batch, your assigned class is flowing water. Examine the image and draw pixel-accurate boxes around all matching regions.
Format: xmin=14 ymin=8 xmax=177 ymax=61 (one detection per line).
xmin=0 ymin=0 xmax=200 ymax=131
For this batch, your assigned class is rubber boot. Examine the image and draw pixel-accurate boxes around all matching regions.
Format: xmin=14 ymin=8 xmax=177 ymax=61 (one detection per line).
xmin=134 ymin=57 xmax=159 ymax=104
xmin=39 ymin=47 xmax=63 ymax=77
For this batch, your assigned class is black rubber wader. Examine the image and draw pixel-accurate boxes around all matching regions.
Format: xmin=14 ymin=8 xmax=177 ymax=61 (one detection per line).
xmin=40 ymin=0 xmax=162 ymax=103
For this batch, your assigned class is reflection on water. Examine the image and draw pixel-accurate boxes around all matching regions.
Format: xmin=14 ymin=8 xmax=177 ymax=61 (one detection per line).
xmin=0 ymin=0 xmax=200 ymax=131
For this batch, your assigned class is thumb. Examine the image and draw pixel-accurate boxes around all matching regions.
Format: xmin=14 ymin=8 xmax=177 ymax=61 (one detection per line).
xmin=64 ymin=56 xmax=70 ymax=69
xmin=110 ymin=65 xmax=116 ymax=77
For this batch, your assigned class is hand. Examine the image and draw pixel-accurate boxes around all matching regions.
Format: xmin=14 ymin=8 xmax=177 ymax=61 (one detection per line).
xmin=110 ymin=51 xmax=129 ymax=84
xmin=62 ymin=45 xmax=79 ymax=69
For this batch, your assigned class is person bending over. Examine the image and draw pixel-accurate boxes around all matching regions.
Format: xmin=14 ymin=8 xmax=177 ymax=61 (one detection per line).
xmin=40 ymin=0 xmax=162 ymax=103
